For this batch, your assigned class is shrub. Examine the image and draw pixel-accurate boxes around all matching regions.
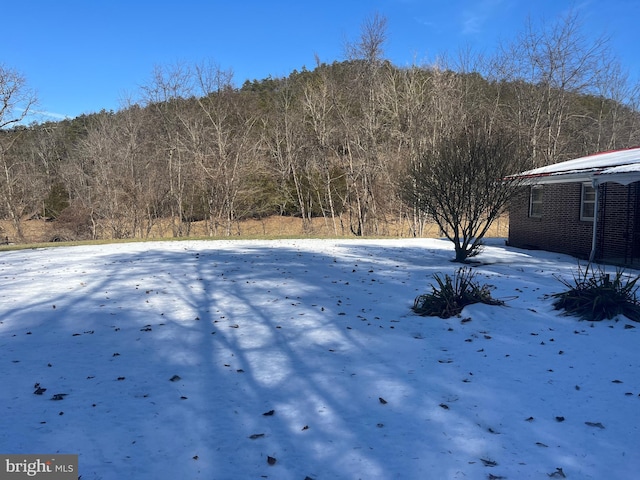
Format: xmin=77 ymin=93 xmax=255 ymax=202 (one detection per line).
xmin=43 ymin=183 xmax=70 ymax=219
xmin=412 ymin=267 xmax=504 ymax=318
xmin=53 ymin=202 xmax=94 ymax=241
xmin=551 ymin=263 xmax=640 ymax=322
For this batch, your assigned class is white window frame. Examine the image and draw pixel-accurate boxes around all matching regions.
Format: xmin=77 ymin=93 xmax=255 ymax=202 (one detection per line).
xmin=580 ymin=183 xmax=596 ymax=221
xmin=529 ymin=185 xmax=543 ymax=218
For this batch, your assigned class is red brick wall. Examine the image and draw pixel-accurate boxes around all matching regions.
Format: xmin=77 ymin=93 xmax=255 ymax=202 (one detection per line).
xmin=599 ymin=183 xmax=637 ymax=260
xmin=509 ymin=183 xmax=596 ymax=259
xmin=509 ymin=182 xmax=638 ymax=262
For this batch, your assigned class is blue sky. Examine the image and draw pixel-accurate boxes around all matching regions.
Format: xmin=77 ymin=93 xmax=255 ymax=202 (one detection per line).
xmin=4 ymin=0 xmax=638 ymax=122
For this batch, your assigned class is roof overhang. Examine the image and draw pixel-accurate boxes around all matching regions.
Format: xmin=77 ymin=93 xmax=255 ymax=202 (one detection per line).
xmin=593 ymin=165 xmax=640 ymax=186
xmin=511 ymin=147 xmax=640 ymax=187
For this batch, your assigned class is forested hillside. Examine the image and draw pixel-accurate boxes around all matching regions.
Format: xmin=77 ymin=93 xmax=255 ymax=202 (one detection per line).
xmin=1 ymin=13 xmax=639 ymax=243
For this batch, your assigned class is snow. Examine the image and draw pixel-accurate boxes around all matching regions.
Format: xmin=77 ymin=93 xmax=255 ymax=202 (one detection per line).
xmin=0 ymin=238 xmax=638 ymax=479
xmin=599 ymin=163 xmax=640 ymax=175
xmin=520 ymin=147 xmax=640 ymax=177
xmin=594 ymin=162 xmax=640 ymax=186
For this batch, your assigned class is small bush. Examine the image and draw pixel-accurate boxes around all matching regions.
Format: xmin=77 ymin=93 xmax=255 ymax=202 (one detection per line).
xmin=43 ymin=183 xmax=70 ymax=219
xmin=552 ymin=263 xmax=640 ymax=322
xmin=412 ymin=267 xmax=504 ymax=318
xmin=52 ymin=202 xmax=94 ymax=241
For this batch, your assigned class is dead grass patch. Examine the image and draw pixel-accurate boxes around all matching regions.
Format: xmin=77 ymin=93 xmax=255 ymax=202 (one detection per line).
xmin=0 ymin=215 xmax=509 ymax=246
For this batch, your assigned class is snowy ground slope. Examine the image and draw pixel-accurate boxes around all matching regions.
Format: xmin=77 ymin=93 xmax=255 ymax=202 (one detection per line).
xmin=0 ymin=238 xmax=638 ymax=480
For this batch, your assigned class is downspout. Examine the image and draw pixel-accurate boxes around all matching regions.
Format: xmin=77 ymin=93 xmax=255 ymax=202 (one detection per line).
xmin=589 ymin=179 xmax=600 ymax=263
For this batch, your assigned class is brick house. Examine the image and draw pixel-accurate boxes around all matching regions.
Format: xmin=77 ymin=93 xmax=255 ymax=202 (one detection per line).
xmin=508 ymin=147 xmax=640 ymax=267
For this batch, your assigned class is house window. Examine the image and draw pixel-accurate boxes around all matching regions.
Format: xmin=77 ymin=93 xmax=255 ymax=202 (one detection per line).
xmin=529 ymin=186 xmax=543 ymax=218
xmin=581 ymin=183 xmax=596 ymax=221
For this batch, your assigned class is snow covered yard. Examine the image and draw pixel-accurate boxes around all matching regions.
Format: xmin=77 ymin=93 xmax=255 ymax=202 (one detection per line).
xmin=0 ymin=238 xmax=638 ymax=480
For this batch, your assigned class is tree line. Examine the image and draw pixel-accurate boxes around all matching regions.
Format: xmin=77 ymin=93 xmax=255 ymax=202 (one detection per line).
xmin=1 ymin=12 xmax=639 ymax=244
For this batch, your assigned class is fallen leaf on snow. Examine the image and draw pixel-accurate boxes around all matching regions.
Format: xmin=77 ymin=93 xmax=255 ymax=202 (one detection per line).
xmin=585 ymin=421 xmax=605 ymax=429
xmin=548 ymin=467 xmax=566 ymax=478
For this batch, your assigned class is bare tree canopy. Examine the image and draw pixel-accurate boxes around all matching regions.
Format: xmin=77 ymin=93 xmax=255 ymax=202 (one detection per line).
xmin=0 ymin=65 xmax=39 ymax=241
xmin=1 ymin=10 xmax=639 ymax=244
xmin=405 ymin=125 xmax=531 ymax=262
xmin=489 ymin=10 xmax=626 ymax=164
xmin=345 ymin=11 xmax=388 ymax=64
xmin=0 ymin=64 xmax=37 ymax=129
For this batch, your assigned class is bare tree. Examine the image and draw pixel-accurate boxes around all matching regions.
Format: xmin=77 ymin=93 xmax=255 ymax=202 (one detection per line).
xmin=62 ymin=112 xmax=128 ymax=238
xmin=344 ymin=11 xmax=388 ymax=65
xmin=339 ymin=12 xmax=390 ymax=236
xmin=0 ymin=65 xmax=38 ymax=240
xmin=625 ymin=82 xmax=640 ymax=146
xmin=140 ymin=63 xmax=196 ymax=236
xmin=261 ymin=77 xmax=313 ymax=231
xmin=587 ymin=63 xmax=640 ymax=151
xmin=0 ymin=65 xmax=37 ymax=129
xmin=381 ymin=57 xmax=482 ymax=236
xmin=492 ymin=11 xmax=615 ymax=164
xmin=405 ymin=125 xmax=529 ymax=262
xmin=116 ymin=100 xmax=170 ymax=238
xmin=190 ymin=61 xmax=258 ymax=235
xmin=301 ymin=57 xmax=345 ymax=234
